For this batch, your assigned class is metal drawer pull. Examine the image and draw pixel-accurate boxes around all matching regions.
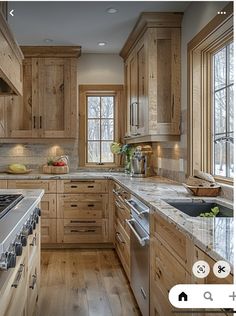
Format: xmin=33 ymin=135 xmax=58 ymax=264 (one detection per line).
xmin=12 ymin=264 xmax=25 ymax=288
xmin=30 ymin=236 xmax=36 ymax=246
xmin=87 ymin=185 xmax=94 ymax=188
xmin=115 ymin=200 xmax=124 ymax=210
xmin=124 ymin=199 xmax=149 ymax=216
xmin=70 ymin=220 xmax=96 ymax=224
xmin=140 ymin=287 xmax=147 ymax=300
xmin=70 ymin=204 xmax=78 ymax=207
xmin=88 ymin=204 xmax=94 ymax=207
xmin=70 ymin=229 xmax=96 ymax=233
xmin=70 ymin=185 xmax=78 ymax=188
xmin=115 ymin=232 xmax=125 ymax=244
xmin=126 ymin=219 xmax=149 ymax=246
xmin=29 ymin=274 xmax=37 ymax=289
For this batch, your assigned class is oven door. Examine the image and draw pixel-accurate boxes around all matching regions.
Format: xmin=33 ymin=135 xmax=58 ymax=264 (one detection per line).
xmin=126 ymin=218 xmax=149 ymax=316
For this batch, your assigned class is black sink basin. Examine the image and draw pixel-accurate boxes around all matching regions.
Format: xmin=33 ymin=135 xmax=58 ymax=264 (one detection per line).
xmin=164 ymin=201 xmax=233 ymax=217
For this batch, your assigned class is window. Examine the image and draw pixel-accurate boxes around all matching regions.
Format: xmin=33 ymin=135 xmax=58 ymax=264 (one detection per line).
xmin=212 ymin=42 xmax=234 ymax=178
xmin=188 ymin=3 xmax=233 ymax=183
xmin=87 ymin=95 xmax=115 ymax=164
xmin=79 ymin=85 xmax=124 ymax=167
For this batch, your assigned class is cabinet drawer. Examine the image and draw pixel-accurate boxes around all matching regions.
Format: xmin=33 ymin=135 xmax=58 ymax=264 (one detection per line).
xmin=115 ymin=219 xmax=130 ymax=280
xmin=41 ymin=219 xmax=57 ymax=244
xmin=57 ymin=194 xmax=108 ymax=219
xmin=8 ymin=180 xmax=57 ymax=193
xmin=41 ymin=194 xmax=57 ymax=218
xmin=151 ymin=212 xmax=187 ymax=267
xmin=57 ymin=218 xmax=109 ymax=243
xmin=114 ymin=198 xmax=130 ymax=236
xmin=0 ymin=180 xmax=7 ymax=189
xmin=57 ymin=179 xmax=108 ymax=193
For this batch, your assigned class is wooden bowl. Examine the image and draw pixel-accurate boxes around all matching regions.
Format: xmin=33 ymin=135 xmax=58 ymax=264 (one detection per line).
xmin=183 ymin=183 xmax=221 ymax=197
xmin=43 ymin=165 xmax=69 ymax=174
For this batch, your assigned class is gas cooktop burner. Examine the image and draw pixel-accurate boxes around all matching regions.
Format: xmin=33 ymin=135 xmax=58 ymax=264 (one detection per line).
xmin=0 ymin=194 xmax=24 ymax=220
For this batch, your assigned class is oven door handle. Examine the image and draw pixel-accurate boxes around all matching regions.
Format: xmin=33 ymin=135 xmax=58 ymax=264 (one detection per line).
xmin=126 ymin=219 xmax=149 ymax=247
xmin=124 ymin=199 xmax=149 ymax=216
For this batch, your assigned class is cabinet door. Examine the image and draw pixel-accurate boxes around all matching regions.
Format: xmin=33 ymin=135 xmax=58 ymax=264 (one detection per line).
xmin=6 ymin=58 xmax=39 ymax=138
xmin=136 ymin=41 xmax=147 ymax=135
xmin=38 ymin=58 xmax=77 ymax=138
xmin=148 ymin=28 xmax=180 ymax=135
xmin=41 ymin=219 xmax=57 ymax=244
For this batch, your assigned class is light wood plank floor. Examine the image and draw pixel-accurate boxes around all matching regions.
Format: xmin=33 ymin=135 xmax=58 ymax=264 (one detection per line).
xmin=36 ymin=249 xmax=141 ymax=316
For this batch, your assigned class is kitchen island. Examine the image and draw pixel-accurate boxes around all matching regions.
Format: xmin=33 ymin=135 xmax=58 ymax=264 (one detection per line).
xmin=0 ymin=189 xmax=43 ymax=316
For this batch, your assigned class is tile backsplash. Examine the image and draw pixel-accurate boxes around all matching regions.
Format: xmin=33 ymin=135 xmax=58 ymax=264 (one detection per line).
xmin=0 ymin=141 xmax=79 ymax=172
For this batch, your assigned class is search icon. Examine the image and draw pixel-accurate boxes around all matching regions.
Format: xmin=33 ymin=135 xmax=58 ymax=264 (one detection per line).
xmin=203 ymin=291 xmax=213 ymax=301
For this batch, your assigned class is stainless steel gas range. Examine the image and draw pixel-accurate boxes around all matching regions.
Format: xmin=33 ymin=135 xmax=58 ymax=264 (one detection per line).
xmin=0 ymin=192 xmax=42 ymax=271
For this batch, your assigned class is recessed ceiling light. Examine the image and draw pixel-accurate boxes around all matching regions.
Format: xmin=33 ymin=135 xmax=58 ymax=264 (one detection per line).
xmin=106 ymin=7 xmax=118 ymax=14
xmin=44 ymin=38 xmax=53 ymax=43
xmin=98 ymin=42 xmax=107 ymax=47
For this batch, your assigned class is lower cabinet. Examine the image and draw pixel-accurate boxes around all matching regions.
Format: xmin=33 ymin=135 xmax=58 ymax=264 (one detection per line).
xmin=41 ymin=219 xmax=57 ymax=244
xmin=0 ymin=216 xmax=40 ymax=316
xmin=115 ymin=218 xmax=130 ymax=279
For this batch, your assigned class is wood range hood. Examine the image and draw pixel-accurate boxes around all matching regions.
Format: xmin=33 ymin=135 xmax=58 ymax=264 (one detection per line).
xmin=0 ymin=11 xmax=24 ymax=96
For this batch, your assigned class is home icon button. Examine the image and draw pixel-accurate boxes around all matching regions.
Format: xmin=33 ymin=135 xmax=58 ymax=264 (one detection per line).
xmin=178 ymin=291 xmax=188 ymax=302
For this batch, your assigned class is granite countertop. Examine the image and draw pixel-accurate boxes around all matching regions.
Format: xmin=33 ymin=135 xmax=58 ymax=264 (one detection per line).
xmin=0 ymin=171 xmax=233 ymax=269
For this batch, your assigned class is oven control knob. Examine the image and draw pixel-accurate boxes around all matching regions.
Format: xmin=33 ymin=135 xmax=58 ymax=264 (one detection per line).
xmin=36 ymin=208 xmax=41 ymax=217
xmin=21 ymin=235 xmax=27 ymax=247
xmin=7 ymin=252 xmax=16 ymax=269
xmin=28 ymin=224 xmax=33 ymax=235
xmin=0 ymin=253 xmax=8 ymax=270
xmin=15 ymin=243 xmax=23 ymax=256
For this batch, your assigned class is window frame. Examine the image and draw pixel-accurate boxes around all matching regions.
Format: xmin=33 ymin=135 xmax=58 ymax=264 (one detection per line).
xmin=79 ymin=85 xmax=124 ymax=168
xmin=187 ymin=3 xmax=233 ymax=185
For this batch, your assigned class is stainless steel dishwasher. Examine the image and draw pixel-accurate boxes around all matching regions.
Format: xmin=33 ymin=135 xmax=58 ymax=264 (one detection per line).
xmin=125 ymin=196 xmax=150 ymax=316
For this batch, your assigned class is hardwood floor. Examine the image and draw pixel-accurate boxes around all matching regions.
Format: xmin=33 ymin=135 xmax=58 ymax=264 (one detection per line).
xmin=36 ymin=249 xmax=141 ymax=316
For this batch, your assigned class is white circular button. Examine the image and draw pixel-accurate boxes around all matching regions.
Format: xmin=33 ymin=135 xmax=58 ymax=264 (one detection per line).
xmin=192 ymin=260 xmax=210 ymax=278
xmin=213 ymin=260 xmax=231 ymax=278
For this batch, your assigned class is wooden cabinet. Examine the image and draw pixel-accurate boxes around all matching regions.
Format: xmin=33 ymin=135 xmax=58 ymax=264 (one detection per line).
xmin=0 ymin=97 xmax=7 ymax=137
xmin=57 ymin=179 xmax=108 ymax=194
xmin=41 ymin=219 xmax=57 ymax=244
xmin=0 ymin=213 xmax=41 ymax=316
xmin=8 ymin=179 xmax=57 ymax=192
xmin=0 ymin=179 xmax=7 ymax=188
xmin=0 ymin=11 xmax=23 ymax=96
xmin=57 ymin=180 xmax=111 ymax=244
xmin=113 ymin=182 xmax=131 ymax=280
xmin=5 ymin=46 xmax=80 ymax=139
xmin=121 ymin=12 xmax=182 ymax=143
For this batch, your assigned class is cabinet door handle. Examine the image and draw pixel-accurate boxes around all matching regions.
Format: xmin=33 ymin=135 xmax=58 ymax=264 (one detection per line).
xmin=39 ymin=116 xmax=42 ymax=129
xmin=70 ymin=185 xmax=78 ymax=188
xmin=88 ymin=204 xmax=95 ymax=207
xmin=11 ymin=264 xmax=25 ymax=288
xmin=87 ymin=185 xmax=94 ymax=188
xmin=115 ymin=232 xmax=125 ymax=244
xmin=70 ymin=229 xmax=96 ymax=233
xmin=29 ymin=274 xmax=37 ymax=289
xmin=33 ymin=116 xmax=36 ymax=129
xmin=171 ymin=95 xmax=174 ymax=119
xmin=70 ymin=204 xmax=78 ymax=207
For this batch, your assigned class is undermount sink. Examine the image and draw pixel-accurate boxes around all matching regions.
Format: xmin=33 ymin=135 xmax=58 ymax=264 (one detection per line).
xmin=164 ymin=200 xmax=233 ymax=218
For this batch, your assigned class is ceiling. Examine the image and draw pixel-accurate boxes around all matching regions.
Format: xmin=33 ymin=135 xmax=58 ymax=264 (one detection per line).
xmin=8 ymin=1 xmax=190 ymax=54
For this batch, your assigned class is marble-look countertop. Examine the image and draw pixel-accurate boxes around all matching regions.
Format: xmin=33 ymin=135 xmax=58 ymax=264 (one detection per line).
xmin=0 ymin=171 xmax=233 ymax=269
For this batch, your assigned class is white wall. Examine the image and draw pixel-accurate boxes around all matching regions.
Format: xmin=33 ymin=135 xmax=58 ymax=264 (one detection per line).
xmin=78 ymin=53 xmax=124 ymax=84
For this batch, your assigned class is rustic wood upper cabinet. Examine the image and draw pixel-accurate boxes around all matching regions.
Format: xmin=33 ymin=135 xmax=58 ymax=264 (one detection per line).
xmin=120 ymin=12 xmax=182 ymax=143
xmin=6 ymin=46 xmax=80 ymax=139
xmin=0 ymin=10 xmax=23 ymax=96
